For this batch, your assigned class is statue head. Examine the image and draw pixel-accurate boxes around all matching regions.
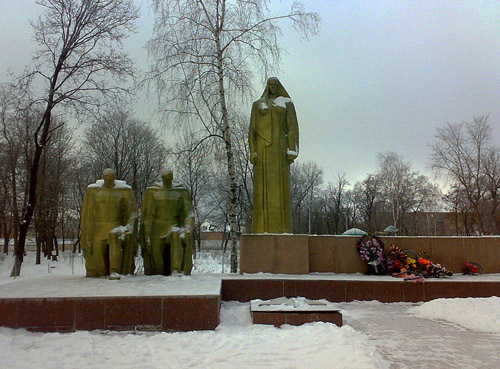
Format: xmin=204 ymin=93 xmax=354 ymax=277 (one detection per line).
xmin=262 ymin=77 xmax=290 ymax=101
xmin=103 ymin=168 xmax=115 ymax=189
xmin=161 ymin=169 xmax=173 ymax=188
xmin=268 ymin=78 xmax=279 ymax=95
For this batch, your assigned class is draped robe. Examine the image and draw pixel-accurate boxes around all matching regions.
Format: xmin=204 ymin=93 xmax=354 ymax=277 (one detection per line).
xmin=249 ymin=91 xmax=299 ymax=234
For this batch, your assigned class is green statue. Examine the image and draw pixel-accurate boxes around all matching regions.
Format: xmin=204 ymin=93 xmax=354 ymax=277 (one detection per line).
xmin=80 ymin=169 xmax=138 ymax=279
xmin=249 ymin=77 xmax=299 ymax=233
xmin=139 ymin=170 xmax=194 ymax=276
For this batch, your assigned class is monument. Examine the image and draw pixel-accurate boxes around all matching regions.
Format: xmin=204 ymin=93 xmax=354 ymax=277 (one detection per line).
xmin=249 ymin=77 xmax=299 ymax=233
xmin=139 ymin=169 xmax=195 ymax=276
xmin=80 ymin=168 xmax=138 ymax=279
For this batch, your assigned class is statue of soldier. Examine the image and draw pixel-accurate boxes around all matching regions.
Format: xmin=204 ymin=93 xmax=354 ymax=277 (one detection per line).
xmin=139 ymin=169 xmax=194 ymax=276
xmin=80 ymin=168 xmax=138 ymax=279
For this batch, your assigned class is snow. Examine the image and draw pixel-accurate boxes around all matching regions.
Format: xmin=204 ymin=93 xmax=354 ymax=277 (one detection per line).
xmin=251 ymin=296 xmax=339 ymax=312
xmin=110 ymin=225 xmax=130 ymax=240
xmin=0 ymin=274 xmax=221 ymax=298
xmin=234 ymin=271 xmax=500 ymax=282
xmin=272 ymin=96 xmax=292 ymax=108
xmin=1 ymin=252 xmax=500 ymax=368
xmin=340 ymin=300 xmax=500 ymax=368
xmin=410 ymin=297 xmax=500 ymax=333
xmin=0 ymin=302 xmax=388 ymax=369
xmin=88 ymin=179 xmax=131 ymax=189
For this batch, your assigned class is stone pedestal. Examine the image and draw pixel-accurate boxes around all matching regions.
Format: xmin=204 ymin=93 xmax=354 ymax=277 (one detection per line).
xmin=240 ymin=234 xmax=309 ymax=274
xmin=250 ymin=297 xmax=342 ymax=327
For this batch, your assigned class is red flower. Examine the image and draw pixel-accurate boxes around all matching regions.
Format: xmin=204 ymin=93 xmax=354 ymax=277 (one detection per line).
xmin=393 ymin=260 xmax=402 ymax=270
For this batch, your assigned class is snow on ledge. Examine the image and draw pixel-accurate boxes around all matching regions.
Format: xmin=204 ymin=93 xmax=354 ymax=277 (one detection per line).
xmin=0 ymin=274 xmax=221 ymax=298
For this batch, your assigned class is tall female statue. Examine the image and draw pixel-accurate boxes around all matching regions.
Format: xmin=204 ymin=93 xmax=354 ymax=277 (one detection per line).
xmin=249 ymin=77 xmax=299 ymax=233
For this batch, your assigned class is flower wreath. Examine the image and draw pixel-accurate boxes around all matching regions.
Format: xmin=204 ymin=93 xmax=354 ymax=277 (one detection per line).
xmin=356 ymin=235 xmax=385 ymax=274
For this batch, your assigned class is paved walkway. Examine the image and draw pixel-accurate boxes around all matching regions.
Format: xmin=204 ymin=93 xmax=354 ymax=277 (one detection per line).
xmin=339 ymin=301 xmax=500 ymax=369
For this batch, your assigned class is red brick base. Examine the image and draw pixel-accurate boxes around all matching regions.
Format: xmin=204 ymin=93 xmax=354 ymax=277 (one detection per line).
xmin=222 ymin=278 xmax=500 ymax=303
xmin=0 ymin=296 xmax=220 ymax=333
xmin=252 ymin=310 xmax=343 ymax=327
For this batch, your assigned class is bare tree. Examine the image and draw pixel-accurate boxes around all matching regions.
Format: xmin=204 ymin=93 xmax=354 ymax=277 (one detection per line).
xmin=430 ymin=116 xmax=500 ymax=234
xmin=147 ymin=0 xmax=319 ymax=272
xmin=374 ymin=152 xmax=439 ymax=233
xmin=347 ymin=152 xmax=441 ymax=234
xmin=34 ymin=123 xmax=74 ymax=263
xmin=351 ymin=174 xmax=381 ymax=233
xmin=171 ymin=127 xmax=215 ymax=251
xmin=320 ymin=172 xmax=349 ymax=234
xmin=11 ymin=0 xmax=139 ymax=276
xmin=83 ymin=108 xmax=168 ymax=207
xmin=0 ymin=84 xmax=35 ymax=256
xmin=290 ymin=161 xmax=323 ymax=233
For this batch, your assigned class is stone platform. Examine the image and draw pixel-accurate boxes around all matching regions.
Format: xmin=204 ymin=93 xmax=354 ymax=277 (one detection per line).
xmin=221 ymin=275 xmax=500 ymax=303
xmin=0 ymin=275 xmax=221 ymax=332
xmin=1 ymin=274 xmax=500 ymax=332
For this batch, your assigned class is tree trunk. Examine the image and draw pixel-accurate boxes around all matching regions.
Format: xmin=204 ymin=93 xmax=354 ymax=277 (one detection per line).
xmin=61 ymin=197 xmax=66 ymax=252
xmin=216 ymin=36 xmax=238 ymax=273
xmin=11 ymin=108 xmax=52 ymax=277
xmin=36 ymin=235 xmax=41 ymax=265
xmin=53 ymin=233 xmax=59 ymax=260
xmin=1 ymin=210 xmax=8 ymax=254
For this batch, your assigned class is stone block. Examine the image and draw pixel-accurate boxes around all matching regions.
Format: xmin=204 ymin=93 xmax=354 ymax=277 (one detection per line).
xmin=239 ymin=234 xmax=276 ymax=274
xmin=221 ymin=279 xmax=284 ymax=302
xmin=75 ymin=298 xmax=105 ymax=331
xmin=105 ymin=297 xmax=162 ymax=329
xmin=163 ymin=296 xmax=220 ymax=331
xmin=308 ymin=236 xmax=336 ymax=273
xmin=283 ymin=280 xmax=296 ymax=297
xmin=275 ymin=235 xmax=309 ymax=274
xmin=336 ymin=236 xmax=367 ymax=273
xmin=317 ymin=312 xmax=343 ymax=327
xmin=294 ymin=280 xmax=345 ymax=302
xmin=0 ymin=300 xmax=17 ymax=328
xmin=286 ymin=313 xmax=317 ymax=326
xmin=402 ymin=282 xmax=425 ymax=302
xmin=424 ymin=281 xmax=472 ymax=301
xmin=17 ymin=298 xmax=74 ymax=330
xmin=464 ymin=238 xmax=497 ymax=273
xmin=252 ymin=312 xmax=286 ymax=327
xmin=431 ymin=238 xmax=465 ymax=273
xmin=345 ymin=281 xmax=404 ymax=302
xmin=468 ymin=282 xmax=500 ymax=297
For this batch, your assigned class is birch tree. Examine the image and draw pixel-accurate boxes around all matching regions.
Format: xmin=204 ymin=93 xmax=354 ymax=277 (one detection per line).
xmin=147 ymin=0 xmax=319 ymax=272
xmin=11 ymin=0 xmax=139 ymax=276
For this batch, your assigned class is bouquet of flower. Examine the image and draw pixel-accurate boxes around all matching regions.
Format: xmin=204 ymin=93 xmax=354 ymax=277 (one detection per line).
xmin=417 ymin=257 xmax=453 ymax=278
xmin=463 ymin=262 xmax=482 ymax=275
xmin=405 ymin=257 xmax=417 ymax=273
xmin=357 ymin=236 xmax=385 ymax=274
xmin=383 ymin=245 xmax=407 ymax=273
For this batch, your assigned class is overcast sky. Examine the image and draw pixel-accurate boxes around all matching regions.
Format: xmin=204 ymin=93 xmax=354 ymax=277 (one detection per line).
xmin=1 ymin=0 xmax=499 ymax=185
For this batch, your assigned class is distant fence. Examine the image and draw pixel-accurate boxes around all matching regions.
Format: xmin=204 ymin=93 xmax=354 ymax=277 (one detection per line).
xmin=5 ymin=233 xmax=238 ymax=254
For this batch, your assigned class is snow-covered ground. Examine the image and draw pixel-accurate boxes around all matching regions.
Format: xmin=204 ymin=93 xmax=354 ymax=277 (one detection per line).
xmin=1 ymin=252 xmax=500 ymax=368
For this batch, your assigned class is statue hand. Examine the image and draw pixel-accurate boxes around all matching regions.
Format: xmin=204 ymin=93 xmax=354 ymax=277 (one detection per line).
xmin=126 ymin=223 xmax=135 ymax=234
xmin=250 ymin=152 xmax=257 ymax=165
xmin=146 ymin=238 xmax=152 ymax=253
xmin=287 ymin=151 xmax=297 ymax=163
